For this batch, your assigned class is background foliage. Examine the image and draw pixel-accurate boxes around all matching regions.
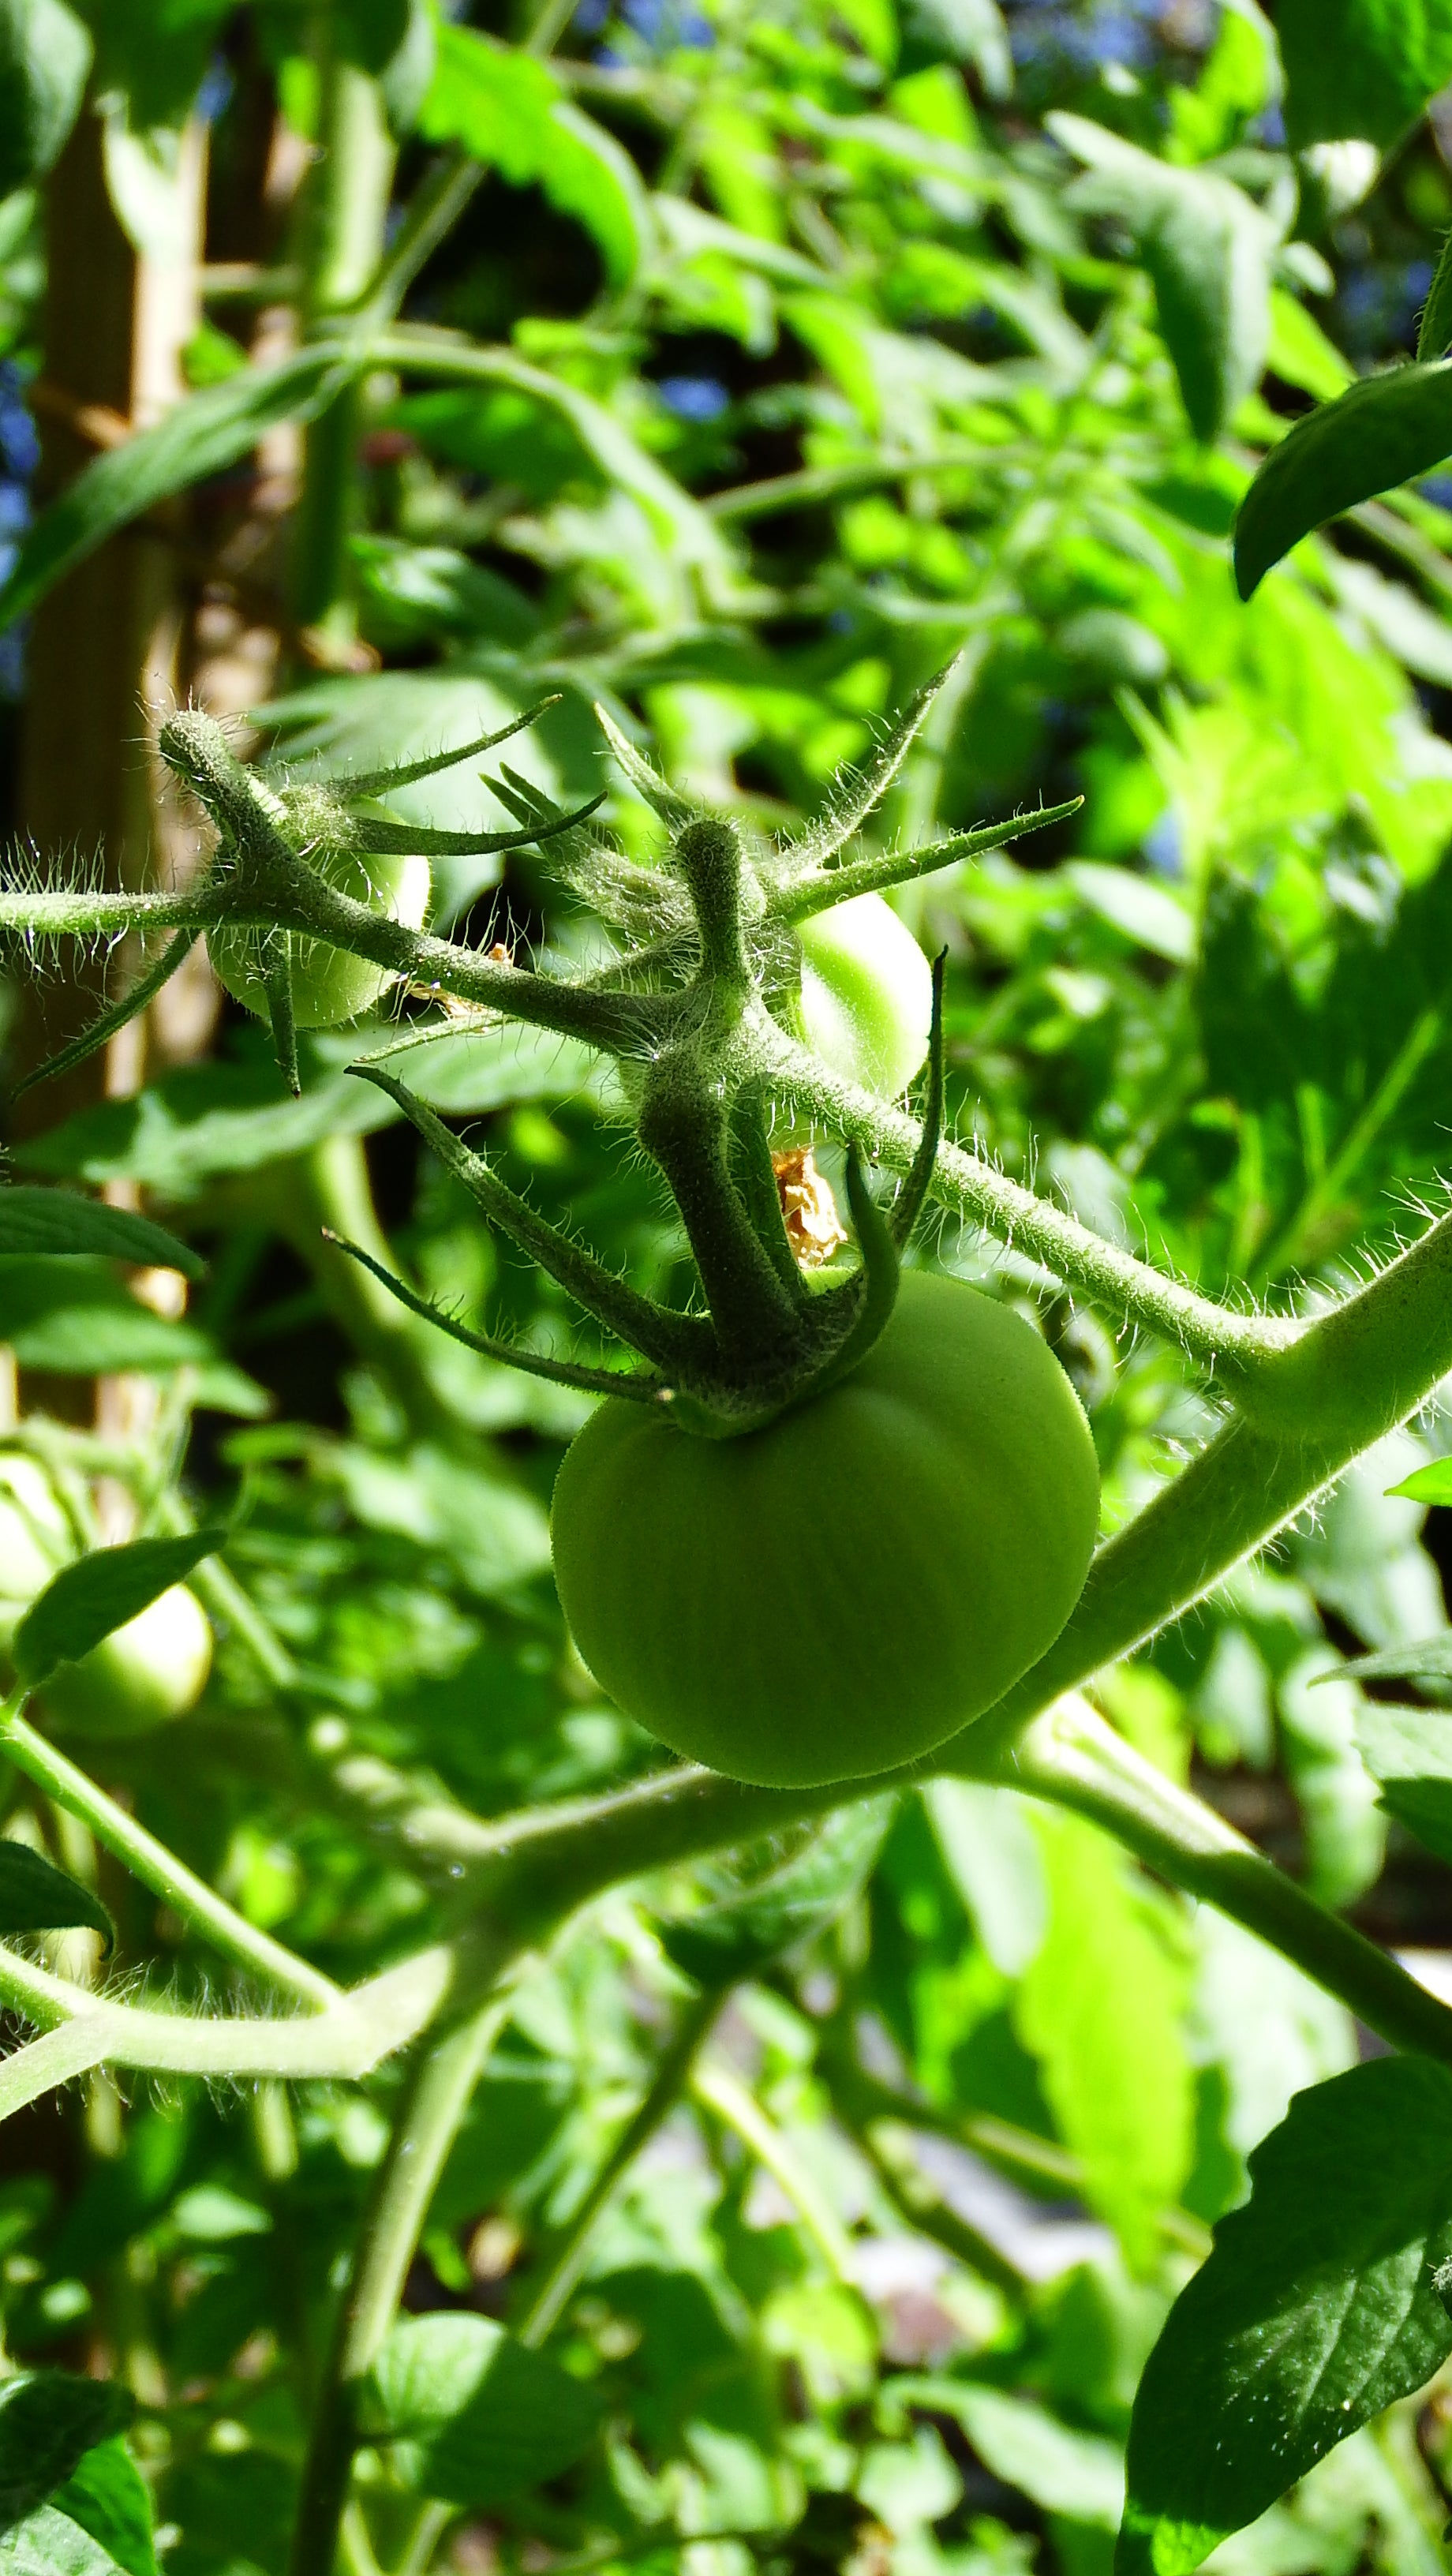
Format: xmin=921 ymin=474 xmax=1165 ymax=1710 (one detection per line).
xmin=10 ymin=0 xmax=1452 ymax=2571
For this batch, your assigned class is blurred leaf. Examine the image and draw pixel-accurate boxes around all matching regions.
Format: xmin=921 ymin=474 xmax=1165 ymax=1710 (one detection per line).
xmin=0 ymin=1261 xmax=213 ymax=1373
xmin=1234 ymin=361 xmax=1452 ymax=597
xmin=1279 ymin=0 xmax=1452 ymax=148
xmin=14 ymin=1532 xmax=223 ymax=1689
xmin=418 ymin=26 xmax=649 ymax=290
xmin=893 ymin=2380 xmax=1125 ymax=2525
xmin=0 ymin=1188 xmax=201 ymax=1276
xmin=1420 ymin=227 xmax=1452 ymax=359
xmin=1016 ymin=1812 xmax=1193 ymax=2272
xmin=49 ymin=2443 xmax=155 ymax=2576
xmin=1050 ymin=114 xmax=1272 ymax=440
xmin=0 ymin=1847 xmax=111 ymax=1950
xmin=0 ymin=0 xmax=89 ymax=197
xmin=362 ymin=2314 xmax=600 ymax=2506
xmin=922 ymin=1779 xmax=1046 ymax=1974
xmin=0 ymin=2376 xmax=133 ymax=2537
xmin=1118 ymin=2059 xmax=1452 ymax=2576
xmin=0 ymin=350 xmax=350 ymax=630
xmin=1355 ymin=1699 xmax=1452 ymax=1862
xmin=1336 ymin=1632 xmax=1452 ymax=1686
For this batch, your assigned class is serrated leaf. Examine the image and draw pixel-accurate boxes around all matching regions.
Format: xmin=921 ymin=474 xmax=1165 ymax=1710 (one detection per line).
xmin=0 ymin=1189 xmax=201 ymax=1277
xmin=0 ymin=1845 xmax=111 ymax=1950
xmin=1234 ymin=361 xmax=1452 ymax=597
xmin=361 ymin=2313 xmax=601 ymax=2507
xmin=49 ymin=2443 xmax=154 ymax=2576
xmin=0 ymin=2376 xmax=133 ymax=2537
xmin=1118 ymin=2057 xmax=1452 ymax=2576
xmin=653 ymin=1800 xmax=894 ymax=1989
xmin=1279 ymin=0 xmax=1452 ymax=151
xmin=0 ymin=350 xmax=350 ymax=631
xmin=13 ymin=1532 xmax=223 ymax=1690
xmin=0 ymin=0 xmax=90 ymax=196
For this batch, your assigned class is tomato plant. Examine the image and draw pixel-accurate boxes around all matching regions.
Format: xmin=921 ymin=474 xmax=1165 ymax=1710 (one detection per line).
xmin=552 ymin=1271 xmax=1098 ymax=1785
xmin=8 ymin=5 xmax=1452 ymax=2576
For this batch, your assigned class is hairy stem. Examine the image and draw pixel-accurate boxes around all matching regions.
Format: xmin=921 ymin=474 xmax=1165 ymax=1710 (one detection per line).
xmin=0 ymin=1698 xmax=341 ymax=2010
xmin=760 ymin=1016 xmax=1297 ymax=1370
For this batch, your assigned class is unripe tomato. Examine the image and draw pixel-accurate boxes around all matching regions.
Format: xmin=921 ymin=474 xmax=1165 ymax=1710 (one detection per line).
xmin=209 ymin=823 xmax=431 ymax=1031
xmin=795 ymin=893 xmax=934 ymax=1098
xmin=551 ymin=1271 xmax=1099 ymax=1788
xmin=0 ymin=1453 xmax=211 ymax=1739
xmin=40 ymin=1585 xmax=213 ymax=1740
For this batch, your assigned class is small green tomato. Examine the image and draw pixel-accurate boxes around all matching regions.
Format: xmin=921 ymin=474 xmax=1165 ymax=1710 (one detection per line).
xmin=796 ymin=893 xmax=934 ymax=1097
xmin=41 ymin=1585 xmax=213 ymax=1740
xmin=0 ymin=1454 xmax=212 ymax=1739
xmin=551 ymin=1270 xmax=1100 ymax=1788
xmin=209 ymin=825 xmax=431 ymax=1031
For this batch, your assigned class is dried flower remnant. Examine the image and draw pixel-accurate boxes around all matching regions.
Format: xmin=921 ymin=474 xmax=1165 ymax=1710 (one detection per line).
xmin=773 ymin=1148 xmax=848 ymax=1269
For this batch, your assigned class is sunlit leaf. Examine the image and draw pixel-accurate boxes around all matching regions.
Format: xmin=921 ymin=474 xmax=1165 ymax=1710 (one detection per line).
xmin=1234 ymin=361 xmax=1452 ymax=597
xmin=13 ymin=1532 xmax=224 ymax=1690
xmin=1118 ymin=2059 xmax=1452 ymax=2576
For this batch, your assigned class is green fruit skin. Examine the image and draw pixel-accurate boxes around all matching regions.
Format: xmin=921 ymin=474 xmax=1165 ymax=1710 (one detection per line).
xmin=39 ymin=1586 xmax=213 ymax=1740
xmin=208 ymin=842 xmax=431 ymax=1031
xmin=551 ymin=1271 xmax=1100 ymax=1788
xmin=0 ymin=1458 xmax=211 ymax=1739
xmin=797 ymin=893 xmax=934 ymax=1098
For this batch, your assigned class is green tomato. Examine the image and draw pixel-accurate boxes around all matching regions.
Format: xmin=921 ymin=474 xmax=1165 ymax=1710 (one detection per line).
xmin=796 ymin=893 xmax=934 ymax=1098
xmin=551 ymin=1271 xmax=1099 ymax=1788
xmin=40 ymin=1584 xmax=213 ymax=1740
xmin=0 ymin=1454 xmax=211 ymax=1739
xmin=208 ymin=829 xmax=431 ymax=1031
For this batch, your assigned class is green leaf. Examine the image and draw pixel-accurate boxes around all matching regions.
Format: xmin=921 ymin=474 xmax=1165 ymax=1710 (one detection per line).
xmin=0 ymin=1189 xmax=202 ymax=1277
xmin=0 ymin=1845 xmax=112 ymax=1950
xmin=1336 ymin=1632 xmax=1452 ymax=1687
xmin=889 ymin=2381 xmax=1125 ymax=2527
xmin=1278 ymin=0 xmax=1452 ymax=150
xmin=1233 ymin=360 xmax=1452 ymax=597
xmin=0 ymin=0 xmax=90 ymax=196
xmin=1016 ymin=1811 xmax=1193 ymax=2274
xmin=1355 ymin=1700 xmax=1452 ymax=1863
xmin=417 ymin=27 xmax=649 ymax=290
xmin=0 ymin=2375 xmax=133 ymax=2537
xmin=1117 ymin=2057 xmax=1452 ymax=2576
xmin=1049 ymin=114 xmax=1272 ymax=440
xmin=0 ymin=1261 xmax=213 ymax=1375
xmin=653 ymin=1799 xmax=895 ymax=1989
xmin=13 ymin=1530 xmax=224 ymax=1690
xmin=0 ymin=2507 xmax=127 ymax=2575
xmin=361 ymin=2313 xmax=601 ymax=2507
xmin=0 ymin=350 xmax=350 ymax=631
xmin=1419 ymin=231 xmax=1452 ymax=358
xmin=1387 ymin=1456 xmax=1452 ymax=1504
xmin=49 ymin=2444 xmax=154 ymax=2576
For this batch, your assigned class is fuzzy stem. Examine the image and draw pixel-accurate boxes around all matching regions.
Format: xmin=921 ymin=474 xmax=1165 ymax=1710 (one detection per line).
xmin=637 ymin=1058 xmax=801 ymax=1367
xmin=0 ymin=1698 xmax=342 ymax=2011
xmin=759 ymin=1015 xmax=1295 ymax=1371
xmin=287 ymin=1999 xmax=511 ymax=2576
xmin=675 ymin=815 xmax=753 ymax=995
